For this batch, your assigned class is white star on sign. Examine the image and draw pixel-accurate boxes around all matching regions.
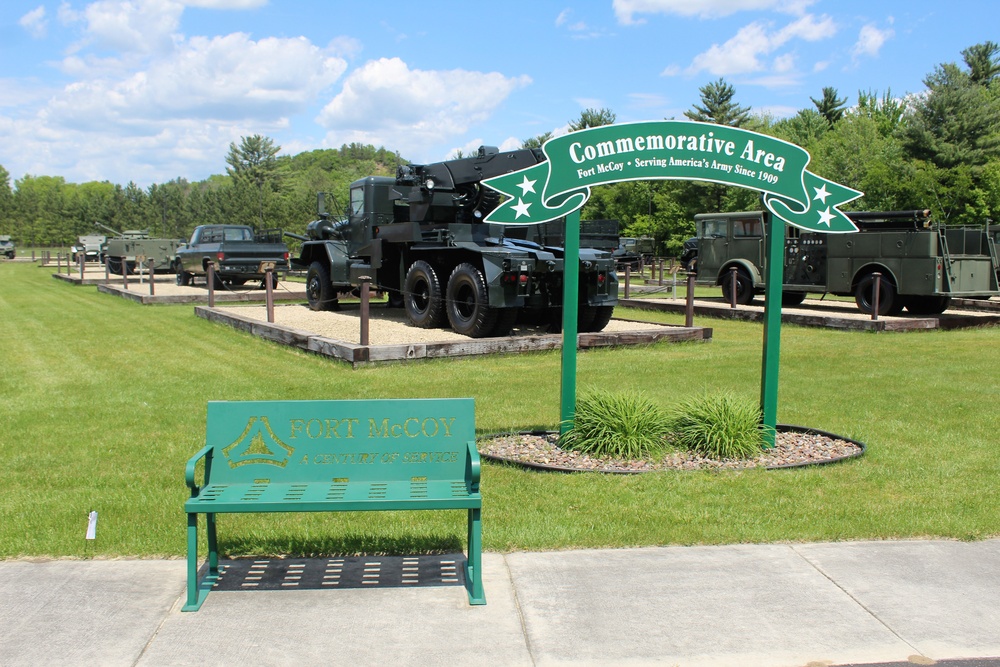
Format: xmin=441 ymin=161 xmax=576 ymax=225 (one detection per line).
xmin=813 ymin=183 xmax=830 ymax=203
xmin=817 ymin=207 xmax=835 ymax=227
xmin=517 ymin=175 xmax=537 ymax=196
xmin=512 ymin=198 xmax=532 ymax=219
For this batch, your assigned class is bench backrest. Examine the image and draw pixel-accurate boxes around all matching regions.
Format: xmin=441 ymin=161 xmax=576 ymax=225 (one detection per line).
xmin=204 ymin=399 xmax=475 ymax=484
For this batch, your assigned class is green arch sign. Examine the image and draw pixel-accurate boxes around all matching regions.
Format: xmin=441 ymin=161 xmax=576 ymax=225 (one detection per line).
xmin=480 ymin=121 xmax=864 ymax=445
xmin=483 ymin=120 xmax=861 ymax=233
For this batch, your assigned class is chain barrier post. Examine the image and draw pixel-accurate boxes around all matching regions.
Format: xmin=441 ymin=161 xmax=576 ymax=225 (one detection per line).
xmin=148 ymin=259 xmax=155 ymax=296
xmin=729 ymin=267 xmax=738 ymax=308
xmin=359 ymin=276 xmax=371 ymax=346
xmin=685 ymin=271 xmax=695 ymax=328
xmin=207 ymin=263 xmax=215 ymax=307
xmin=871 ymin=272 xmax=881 ymax=321
xmin=623 ymin=265 xmax=630 ymax=299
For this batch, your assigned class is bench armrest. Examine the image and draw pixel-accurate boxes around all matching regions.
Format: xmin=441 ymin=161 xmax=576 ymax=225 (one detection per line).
xmin=185 ymin=444 xmax=215 ymax=497
xmin=466 ymin=441 xmax=480 ymax=493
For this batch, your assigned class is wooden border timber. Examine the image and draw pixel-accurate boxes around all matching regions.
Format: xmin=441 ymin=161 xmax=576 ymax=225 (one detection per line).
xmin=619 ymin=297 xmax=1000 ymax=332
xmin=195 ymin=306 xmax=712 ymax=367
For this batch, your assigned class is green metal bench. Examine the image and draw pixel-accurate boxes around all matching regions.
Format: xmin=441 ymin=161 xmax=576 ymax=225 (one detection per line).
xmin=183 ymin=398 xmax=483 ymax=611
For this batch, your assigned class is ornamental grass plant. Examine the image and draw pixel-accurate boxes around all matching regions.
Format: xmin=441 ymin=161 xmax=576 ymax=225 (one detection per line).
xmin=667 ymin=392 xmax=764 ymax=459
xmin=558 ymin=389 xmax=671 ymax=460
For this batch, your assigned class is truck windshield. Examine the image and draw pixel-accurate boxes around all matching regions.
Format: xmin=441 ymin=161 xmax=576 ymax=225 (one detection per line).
xmin=698 ymin=219 xmax=727 ymax=238
xmin=733 ymin=218 xmax=763 ymax=237
xmin=351 ymin=187 xmax=364 ymax=216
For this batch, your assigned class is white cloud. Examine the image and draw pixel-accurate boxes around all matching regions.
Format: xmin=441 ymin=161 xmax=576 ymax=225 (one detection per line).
xmin=613 ymin=0 xmax=816 ymax=24
xmin=316 ymin=58 xmax=531 ymax=159
xmin=852 ymin=23 xmax=894 ymax=60
xmin=71 ymin=0 xmax=185 ymax=55
xmin=685 ymin=14 xmax=834 ymax=78
xmin=179 ymin=0 xmax=267 ymax=8
xmin=555 ymin=9 xmax=571 ymax=27
xmin=46 ymin=34 xmax=347 ymax=130
xmin=19 ymin=6 xmax=48 ymax=39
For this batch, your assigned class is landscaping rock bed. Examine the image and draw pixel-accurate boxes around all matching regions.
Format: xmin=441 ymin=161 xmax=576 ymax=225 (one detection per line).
xmin=478 ymin=425 xmax=864 ymax=472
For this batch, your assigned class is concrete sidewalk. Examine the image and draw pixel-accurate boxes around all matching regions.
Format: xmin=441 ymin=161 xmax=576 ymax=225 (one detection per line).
xmin=1 ymin=539 xmax=998 ymax=666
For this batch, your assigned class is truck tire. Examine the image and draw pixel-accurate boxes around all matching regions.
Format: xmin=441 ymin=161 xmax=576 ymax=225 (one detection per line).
xmin=404 ymin=260 xmax=446 ymax=327
xmin=906 ymin=295 xmax=950 ymax=315
xmin=854 ymin=272 xmax=897 ymax=316
xmin=578 ymin=305 xmax=615 ymax=332
xmin=106 ymin=257 xmax=124 ymax=275
xmin=781 ymin=291 xmax=806 ymax=306
xmin=175 ymin=262 xmax=191 ymax=286
xmin=306 ymin=261 xmax=337 ymax=311
xmin=446 ymin=263 xmax=498 ymax=337
xmin=720 ymin=267 xmax=754 ymax=305
xmin=490 ymin=308 xmax=519 ymax=337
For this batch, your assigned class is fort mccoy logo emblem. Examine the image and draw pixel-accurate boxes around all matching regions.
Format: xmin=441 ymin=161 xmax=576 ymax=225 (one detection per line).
xmin=221 ymin=416 xmax=294 ymax=468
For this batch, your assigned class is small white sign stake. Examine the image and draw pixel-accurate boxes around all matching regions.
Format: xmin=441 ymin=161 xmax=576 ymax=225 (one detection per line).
xmin=86 ymin=511 xmax=98 ymax=540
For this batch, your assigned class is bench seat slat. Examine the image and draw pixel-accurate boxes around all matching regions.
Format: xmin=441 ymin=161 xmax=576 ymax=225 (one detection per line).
xmin=185 ymin=480 xmax=480 ymax=513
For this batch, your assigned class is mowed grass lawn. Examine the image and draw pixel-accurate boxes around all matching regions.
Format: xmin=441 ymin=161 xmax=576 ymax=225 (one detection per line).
xmin=1 ymin=260 xmax=998 ymax=559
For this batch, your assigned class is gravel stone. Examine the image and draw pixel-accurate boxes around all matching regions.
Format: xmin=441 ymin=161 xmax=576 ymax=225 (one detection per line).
xmin=478 ymin=429 xmax=863 ymax=472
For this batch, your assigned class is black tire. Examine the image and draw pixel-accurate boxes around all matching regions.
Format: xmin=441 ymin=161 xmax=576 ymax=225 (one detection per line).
xmin=175 ymin=263 xmax=191 ymax=286
xmin=578 ymin=305 xmax=615 ymax=332
xmin=259 ymin=273 xmax=277 ymax=289
xmin=587 ymin=305 xmax=615 ymax=332
xmin=781 ymin=291 xmax=806 ymax=307
xmin=106 ymin=257 xmax=123 ymax=275
xmin=386 ymin=290 xmax=405 ymax=309
xmin=720 ymin=267 xmax=754 ymax=305
xmin=404 ymin=260 xmax=446 ymax=328
xmin=306 ymin=262 xmax=336 ymax=311
xmin=906 ymin=295 xmax=950 ymax=315
xmin=854 ymin=272 xmax=897 ymax=316
xmin=446 ymin=262 xmax=498 ymax=337
xmin=490 ymin=307 xmax=519 ymax=337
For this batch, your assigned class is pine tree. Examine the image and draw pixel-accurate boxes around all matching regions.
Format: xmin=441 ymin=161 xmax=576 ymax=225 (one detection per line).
xmin=810 ymin=87 xmax=848 ymax=127
xmin=684 ymin=78 xmax=751 ymax=127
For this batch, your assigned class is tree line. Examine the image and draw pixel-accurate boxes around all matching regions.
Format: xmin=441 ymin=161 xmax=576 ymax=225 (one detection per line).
xmin=1 ymin=42 xmax=998 ymax=257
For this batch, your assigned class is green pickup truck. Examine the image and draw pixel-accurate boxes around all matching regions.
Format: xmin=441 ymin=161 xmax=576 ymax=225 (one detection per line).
xmin=173 ymin=224 xmax=289 ymax=288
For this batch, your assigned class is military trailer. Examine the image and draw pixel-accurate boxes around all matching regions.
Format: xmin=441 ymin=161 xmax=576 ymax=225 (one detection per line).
xmin=96 ymin=223 xmax=185 ymax=275
xmin=689 ymin=209 xmax=1000 ymax=315
xmin=71 ymin=235 xmax=106 ymax=263
xmin=0 ymin=235 xmax=14 ymax=259
xmin=287 ymin=146 xmax=618 ymax=338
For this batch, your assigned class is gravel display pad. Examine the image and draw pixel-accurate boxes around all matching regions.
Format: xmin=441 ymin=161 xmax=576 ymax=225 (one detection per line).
xmin=479 ymin=425 xmax=864 ymax=472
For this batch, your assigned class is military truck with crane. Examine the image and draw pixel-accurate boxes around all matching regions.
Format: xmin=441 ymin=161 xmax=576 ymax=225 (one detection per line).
xmin=687 ymin=209 xmax=1000 ymax=315
xmin=286 ymin=146 xmax=619 ymax=337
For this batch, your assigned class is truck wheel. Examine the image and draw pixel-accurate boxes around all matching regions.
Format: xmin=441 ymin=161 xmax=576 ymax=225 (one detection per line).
xmin=906 ymin=295 xmax=950 ymax=315
xmin=583 ymin=305 xmax=615 ymax=332
xmin=306 ymin=262 xmax=337 ymax=311
xmin=175 ymin=263 xmax=191 ymax=286
xmin=854 ymin=273 xmax=897 ymax=316
xmin=404 ymin=260 xmax=445 ymax=327
xmin=720 ymin=267 xmax=754 ymax=305
xmin=781 ymin=291 xmax=806 ymax=306
xmin=490 ymin=308 xmax=519 ymax=337
xmin=446 ymin=263 xmax=498 ymax=337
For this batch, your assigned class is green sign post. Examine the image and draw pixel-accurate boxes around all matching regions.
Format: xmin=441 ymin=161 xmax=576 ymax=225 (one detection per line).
xmin=482 ymin=121 xmax=862 ymax=443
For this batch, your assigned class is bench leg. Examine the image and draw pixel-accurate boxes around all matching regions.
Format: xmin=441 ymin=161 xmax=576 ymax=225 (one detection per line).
xmin=207 ymin=512 xmax=219 ymax=576
xmin=182 ymin=512 xmax=220 ymax=612
xmin=465 ymin=506 xmax=485 ymax=605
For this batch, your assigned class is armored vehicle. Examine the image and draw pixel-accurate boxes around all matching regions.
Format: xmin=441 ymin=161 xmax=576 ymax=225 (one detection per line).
xmin=288 ymin=146 xmax=618 ymax=338
xmin=173 ymin=225 xmax=289 ymax=287
xmin=0 ymin=235 xmax=14 ymax=259
xmin=96 ymin=223 xmax=185 ymax=275
xmin=689 ymin=209 xmax=1000 ymax=315
xmin=71 ymin=235 xmax=106 ymax=263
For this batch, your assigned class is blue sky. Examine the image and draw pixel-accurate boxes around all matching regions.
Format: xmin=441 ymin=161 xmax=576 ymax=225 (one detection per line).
xmin=1 ymin=0 xmax=996 ymax=187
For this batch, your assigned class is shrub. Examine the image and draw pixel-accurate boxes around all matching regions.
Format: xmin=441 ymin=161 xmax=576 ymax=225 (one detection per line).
xmin=559 ymin=389 xmax=671 ymax=460
xmin=667 ymin=392 xmax=764 ymax=459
